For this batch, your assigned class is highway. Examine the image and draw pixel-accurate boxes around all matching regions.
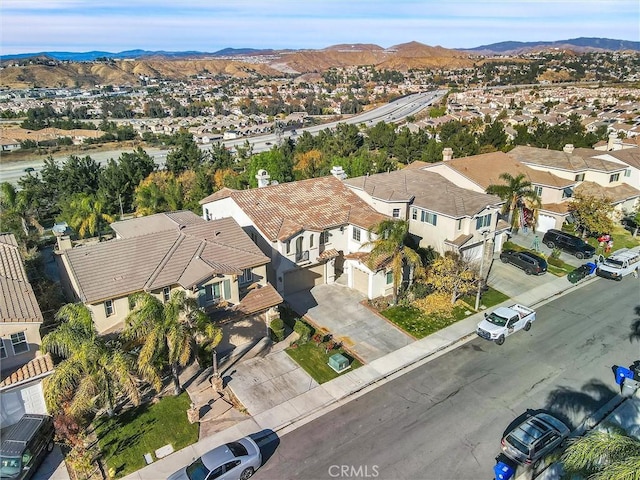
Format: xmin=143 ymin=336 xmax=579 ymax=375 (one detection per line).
xmin=0 ymin=90 xmax=445 ymax=186
xmin=253 ymin=278 xmax=640 ymax=480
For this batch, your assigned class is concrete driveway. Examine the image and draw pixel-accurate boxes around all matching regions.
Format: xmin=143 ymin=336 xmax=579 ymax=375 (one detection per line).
xmin=285 ymin=284 xmax=414 ymax=363
xmin=486 ymin=256 xmax=553 ymax=299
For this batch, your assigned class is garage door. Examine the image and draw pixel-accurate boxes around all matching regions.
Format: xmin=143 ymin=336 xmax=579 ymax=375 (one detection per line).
xmin=537 ymin=214 xmax=557 ymax=233
xmin=352 ymin=268 xmax=369 ymax=295
xmin=283 ymin=264 xmax=324 ymax=296
xmin=0 ymin=382 xmax=47 ymax=427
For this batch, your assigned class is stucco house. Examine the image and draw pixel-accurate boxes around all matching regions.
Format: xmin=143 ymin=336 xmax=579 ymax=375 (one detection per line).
xmin=509 ymin=145 xmax=640 ymax=218
xmin=57 ymin=211 xmax=280 ymax=334
xmin=0 ymin=233 xmax=53 ymax=426
xmin=343 ymin=167 xmax=505 ymax=261
xmin=199 ymin=174 xmax=394 ymax=300
xmin=420 ymin=149 xmax=578 ymax=233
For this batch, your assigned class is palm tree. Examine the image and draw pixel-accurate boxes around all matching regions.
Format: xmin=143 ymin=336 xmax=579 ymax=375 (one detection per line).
xmin=486 ymin=173 xmax=540 ymax=232
xmin=42 ymin=304 xmax=141 ymax=417
xmin=124 ymin=290 xmax=222 ymax=395
xmin=68 ymin=193 xmax=115 ymax=239
xmin=562 ymin=426 xmax=640 ymax=480
xmin=0 ymin=181 xmax=44 ymax=242
xmin=365 ymin=219 xmax=422 ymax=304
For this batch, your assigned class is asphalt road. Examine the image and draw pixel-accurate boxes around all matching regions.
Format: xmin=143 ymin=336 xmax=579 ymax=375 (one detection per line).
xmin=0 ymin=90 xmax=445 ymax=186
xmin=254 ymin=278 xmax=640 ymax=480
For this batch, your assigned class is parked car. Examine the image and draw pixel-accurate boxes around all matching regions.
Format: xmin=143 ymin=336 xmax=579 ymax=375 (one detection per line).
xmin=596 ymin=248 xmax=640 ymax=281
xmin=168 ymin=437 xmax=261 ymax=480
xmin=0 ymin=414 xmax=55 ymax=480
xmin=501 ymin=413 xmax=570 ymax=467
xmin=499 ymin=250 xmax=547 ymax=275
xmin=567 ymin=262 xmax=597 ymax=283
xmin=476 ymin=304 xmax=536 ymax=345
xmin=542 ymin=229 xmax=595 ymax=259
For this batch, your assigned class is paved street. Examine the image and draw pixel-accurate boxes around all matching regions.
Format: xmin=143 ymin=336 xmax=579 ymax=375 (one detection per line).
xmin=253 ymin=278 xmax=640 ymax=480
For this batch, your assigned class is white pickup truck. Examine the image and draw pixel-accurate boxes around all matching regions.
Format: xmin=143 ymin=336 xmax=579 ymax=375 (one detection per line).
xmin=476 ymin=304 xmax=536 ymax=345
xmin=596 ymin=249 xmax=640 ymax=281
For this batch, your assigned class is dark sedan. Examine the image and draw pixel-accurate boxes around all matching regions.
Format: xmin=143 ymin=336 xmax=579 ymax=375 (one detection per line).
xmin=499 ymin=250 xmax=547 ymax=275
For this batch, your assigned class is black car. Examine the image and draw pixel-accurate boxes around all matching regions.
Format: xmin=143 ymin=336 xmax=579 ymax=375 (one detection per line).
xmin=0 ymin=414 xmax=55 ymax=480
xmin=500 ymin=250 xmax=548 ymax=275
xmin=542 ymin=229 xmax=596 ymax=259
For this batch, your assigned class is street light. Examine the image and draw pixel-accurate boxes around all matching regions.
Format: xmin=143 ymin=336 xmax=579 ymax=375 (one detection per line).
xmin=475 ymin=230 xmax=491 ymax=311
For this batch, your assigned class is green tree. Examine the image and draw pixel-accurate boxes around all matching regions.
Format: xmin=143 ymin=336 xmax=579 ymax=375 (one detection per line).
xmin=0 ymin=182 xmax=43 ymax=246
xmin=562 ymin=427 xmax=640 ymax=480
xmin=365 ymin=219 xmax=422 ymax=304
xmin=61 ymin=194 xmax=115 ymax=239
xmin=124 ymin=290 xmax=222 ymax=395
xmin=486 ymin=173 xmax=540 ymax=231
xmin=478 ymin=120 xmax=507 ymax=151
xmin=42 ymin=304 xmax=141 ymax=417
xmin=165 ymin=131 xmax=207 ymax=174
xmin=567 ymin=192 xmax=615 ymax=237
xmin=428 ymin=252 xmax=478 ymax=305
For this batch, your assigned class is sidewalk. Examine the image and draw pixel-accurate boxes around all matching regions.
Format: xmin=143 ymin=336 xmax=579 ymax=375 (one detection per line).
xmin=123 ymin=270 xmax=598 ymax=480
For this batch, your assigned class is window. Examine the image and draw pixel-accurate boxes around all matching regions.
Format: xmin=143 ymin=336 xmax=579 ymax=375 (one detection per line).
xmin=163 ymin=287 xmax=170 ymax=302
xmin=309 ymin=234 xmax=314 ymax=248
xmin=223 ymin=461 xmax=241 ymax=472
xmin=285 ymin=240 xmax=291 ymax=254
xmin=0 ymin=340 xmax=6 ymax=359
xmin=534 ymin=186 xmax=543 ymax=196
xmin=625 ymin=169 xmax=631 ymax=177
xmin=239 ymin=268 xmax=253 ymax=284
xmin=562 ymin=187 xmax=573 ymax=199
xmin=476 ymin=213 xmax=492 ymax=230
xmin=609 ymin=173 xmax=620 ymax=183
xmin=10 ymin=332 xmax=29 ymax=355
xmin=353 ymin=227 xmax=361 ymax=242
xmin=205 ymin=283 xmax=221 ymax=302
xmin=249 ymin=231 xmax=258 ymax=242
xmin=205 ymin=208 xmax=211 ymax=221
xmin=105 ymin=299 xmax=114 ymax=317
xmin=574 ymin=173 xmax=585 ymax=182
xmin=320 ymin=231 xmax=329 ymax=245
xmin=420 ymin=210 xmax=437 ymax=226
xmin=386 ymin=271 xmax=393 ymax=284
xmin=392 ymin=208 xmax=400 ymax=218
xmin=457 ymin=219 xmax=462 ymax=230
xmin=411 ymin=208 xmax=418 ymax=221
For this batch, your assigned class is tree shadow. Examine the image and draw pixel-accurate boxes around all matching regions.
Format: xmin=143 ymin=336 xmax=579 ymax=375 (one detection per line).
xmin=544 ymin=378 xmax=617 ymax=429
xmin=629 ymin=305 xmax=640 ymax=343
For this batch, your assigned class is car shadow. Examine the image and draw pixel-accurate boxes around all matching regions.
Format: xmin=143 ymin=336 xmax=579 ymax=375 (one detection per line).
xmin=249 ymin=429 xmax=280 ymax=466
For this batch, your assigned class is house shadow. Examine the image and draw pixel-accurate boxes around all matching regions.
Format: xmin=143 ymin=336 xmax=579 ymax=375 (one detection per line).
xmin=283 ymin=289 xmax=319 ymax=318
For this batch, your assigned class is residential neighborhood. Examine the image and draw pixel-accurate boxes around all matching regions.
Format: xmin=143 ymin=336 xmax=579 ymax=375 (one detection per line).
xmin=1 ymin=49 xmax=640 ymax=480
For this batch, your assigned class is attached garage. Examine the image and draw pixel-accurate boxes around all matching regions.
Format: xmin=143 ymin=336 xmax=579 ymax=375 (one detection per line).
xmin=0 ymin=382 xmax=47 ymax=427
xmin=537 ymin=214 xmax=557 ymax=233
xmin=283 ymin=264 xmax=324 ymax=296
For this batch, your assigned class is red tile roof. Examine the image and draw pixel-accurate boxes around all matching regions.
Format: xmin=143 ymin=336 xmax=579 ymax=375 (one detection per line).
xmin=233 ymin=284 xmax=283 ymax=315
xmin=0 ymin=353 xmax=54 ymax=388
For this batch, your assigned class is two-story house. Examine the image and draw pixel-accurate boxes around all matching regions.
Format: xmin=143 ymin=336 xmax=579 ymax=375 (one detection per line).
xmin=421 ymin=150 xmax=579 ymax=233
xmin=57 ymin=211 xmax=279 ymax=334
xmin=343 ymin=168 xmax=505 ymax=261
xmin=0 ymin=233 xmax=54 ymax=426
xmin=509 ymin=145 xmax=640 ymax=217
xmin=199 ymin=174 xmax=393 ymax=300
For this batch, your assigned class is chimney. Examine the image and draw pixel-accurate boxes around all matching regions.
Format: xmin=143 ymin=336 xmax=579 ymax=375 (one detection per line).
xmin=607 ymin=133 xmax=622 ymax=151
xmin=563 ymin=144 xmax=574 ymax=154
xmin=442 ymin=147 xmax=453 ymax=162
xmin=255 ymin=169 xmax=270 ymax=188
xmin=330 ymin=165 xmax=347 ymax=180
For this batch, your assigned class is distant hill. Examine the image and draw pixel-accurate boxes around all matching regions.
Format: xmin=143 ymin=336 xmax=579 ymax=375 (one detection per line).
xmin=466 ymin=37 xmax=640 ymax=54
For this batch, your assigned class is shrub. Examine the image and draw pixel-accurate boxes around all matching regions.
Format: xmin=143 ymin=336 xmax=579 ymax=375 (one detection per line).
xmin=408 ymin=282 xmax=431 ymax=300
xmin=278 ymin=305 xmax=299 ymax=329
xmin=293 ymin=319 xmax=312 ymax=342
xmin=550 ymin=247 xmax=562 ymax=259
xmin=502 ymin=241 xmax=524 ymax=252
xmin=547 ymin=256 xmax=564 ymax=267
xmin=269 ymin=317 xmax=285 ymax=342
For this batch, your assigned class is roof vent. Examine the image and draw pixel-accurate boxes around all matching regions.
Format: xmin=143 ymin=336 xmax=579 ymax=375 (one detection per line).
xmin=330 ymin=165 xmax=347 ymax=180
xmin=442 ymin=147 xmax=453 ymax=162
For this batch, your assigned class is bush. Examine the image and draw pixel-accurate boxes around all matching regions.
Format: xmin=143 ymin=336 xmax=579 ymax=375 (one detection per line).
xmin=408 ymin=282 xmax=431 ymax=300
xmin=502 ymin=241 xmax=524 ymax=252
xmin=550 ymin=247 xmax=562 ymax=259
xmin=278 ymin=305 xmax=299 ymax=329
xmin=269 ymin=318 xmax=285 ymax=342
xmin=293 ymin=319 xmax=312 ymax=342
xmin=547 ymin=256 xmax=564 ymax=267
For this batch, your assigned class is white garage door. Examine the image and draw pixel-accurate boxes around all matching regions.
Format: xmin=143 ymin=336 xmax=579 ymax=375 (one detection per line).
xmin=283 ymin=264 xmax=324 ymax=296
xmin=0 ymin=382 xmax=47 ymax=427
xmin=352 ymin=268 xmax=369 ymax=294
xmin=537 ymin=214 xmax=557 ymax=233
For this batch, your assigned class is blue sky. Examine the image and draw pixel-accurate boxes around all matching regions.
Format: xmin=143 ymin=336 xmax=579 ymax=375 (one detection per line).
xmin=2 ymin=0 xmax=639 ymax=55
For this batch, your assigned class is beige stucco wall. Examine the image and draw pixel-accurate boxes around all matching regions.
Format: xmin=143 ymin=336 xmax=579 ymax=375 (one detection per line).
xmin=0 ymin=323 xmax=43 ymax=374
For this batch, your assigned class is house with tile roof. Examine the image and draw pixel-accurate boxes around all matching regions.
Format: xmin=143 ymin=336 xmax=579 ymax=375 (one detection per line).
xmin=419 ymin=150 xmax=577 ymax=233
xmin=57 ymin=211 xmax=279 ymax=334
xmin=509 ymin=145 xmax=640 ymax=217
xmin=199 ymin=174 xmax=394 ymax=300
xmin=343 ymin=168 xmax=505 ymax=260
xmin=0 ymin=233 xmax=54 ymax=426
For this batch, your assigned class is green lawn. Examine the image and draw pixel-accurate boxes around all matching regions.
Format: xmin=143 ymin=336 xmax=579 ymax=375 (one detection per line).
xmin=94 ymin=392 xmax=199 ymax=478
xmin=461 ymin=286 xmax=509 ymax=310
xmin=584 ymin=225 xmax=640 ymax=252
xmin=381 ymin=304 xmax=471 ymax=339
xmin=286 ymin=342 xmax=362 ymax=383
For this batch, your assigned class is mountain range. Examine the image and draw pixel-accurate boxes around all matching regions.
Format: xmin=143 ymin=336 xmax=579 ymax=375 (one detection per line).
xmin=1 ymin=38 xmax=638 ymax=90
xmin=2 ymin=37 xmax=638 ymax=62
